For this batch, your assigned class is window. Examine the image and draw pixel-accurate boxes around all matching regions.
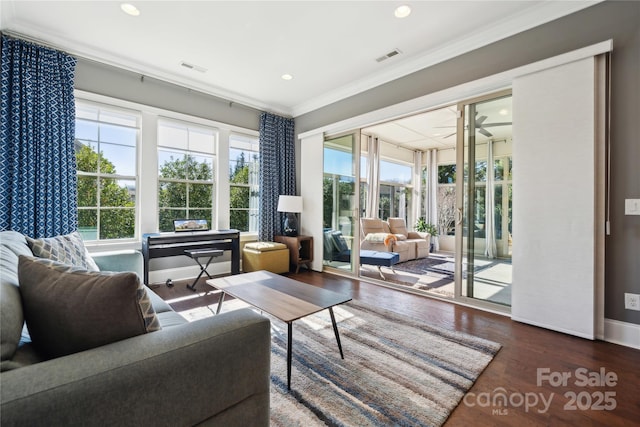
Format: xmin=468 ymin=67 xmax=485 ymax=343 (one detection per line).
xmin=378 ymin=159 xmax=412 ymax=221
xmin=229 ymin=134 xmax=259 ymax=232
xmin=437 ymin=164 xmax=456 ymax=235
xmin=157 ymin=119 xmax=216 ymax=232
xmin=75 ymin=102 xmax=139 ymax=241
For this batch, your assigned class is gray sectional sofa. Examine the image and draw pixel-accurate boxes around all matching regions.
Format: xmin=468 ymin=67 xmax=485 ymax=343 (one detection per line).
xmin=0 ymin=230 xmax=271 ymax=426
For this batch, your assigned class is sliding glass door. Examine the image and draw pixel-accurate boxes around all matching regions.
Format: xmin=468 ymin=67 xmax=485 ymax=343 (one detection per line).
xmin=456 ymin=91 xmax=512 ymax=307
xmin=322 ymin=133 xmax=360 ymax=275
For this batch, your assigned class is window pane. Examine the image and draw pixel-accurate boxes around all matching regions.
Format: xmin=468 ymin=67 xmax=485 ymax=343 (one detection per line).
xmin=99 ymin=123 xmax=136 ymax=146
xmin=159 ymin=209 xmax=186 ymax=232
xmin=78 ymin=209 xmax=97 ymax=240
xmin=75 ymin=101 xmax=139 ymax=242
xmin=230 ymin=185 xmax=249 ymax=209
xmin=188 ymin=183 xmax=213 ymax=208
xmin=100 ymin=179 xmax=135 ymax=207
xmin=494 ymin=158 xmax=504 ymax=181
xmin=77 ymin=176 xmax=97 ymax=206
xmin=324 ymin=148 xmax=353 ymax=176
xmin=473 ymin=185 xmax=486 ymax=237
xmin=379 ymin=160 xmax=412 ymax=184
xmin=158 ymin=151 xmax=189 ymax=180
xmin=75 ymin=142 xmax=99 ymax=173
xmin=494 ymin=184 xmax=503 ymax=239
xmin=475 ymin=160 xmax=487 ymax=182
xmin=100 ymin=209 xmax=135 ymax=239
xmin=437 ymin=186 xmax=456 ymax=235
xmin=379 ymin=184 xmax=392 ymax=220
xmin=438 ymin=164 xmax=456 ymax=184
xmin=100 ymin=143 xmax=136 ymax=176
xmin=229 ymin=149 xmax=252 ymax=184
xmin=189 ymin=209 xmax=212 ymax=225
xmin=75 ymin=119 xmax=98 ymax=141
xmin=189 ymin=154 xmax=214 ymax=181
xmin=230 ymin=209 xmax=249 ymax=232
xmin=159 ymin=182 xmax=187 ymax=207
xmin=230 ymin=134 xmax=259 ymax=233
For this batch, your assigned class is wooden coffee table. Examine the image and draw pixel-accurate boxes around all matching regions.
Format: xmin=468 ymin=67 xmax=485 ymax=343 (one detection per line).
xmin=206 ymin=270 xmax=352 ymax=389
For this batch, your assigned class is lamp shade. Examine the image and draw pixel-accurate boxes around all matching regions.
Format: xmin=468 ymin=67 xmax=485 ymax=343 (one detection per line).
xmin=277 ymin=195 xmax=303 ymax=213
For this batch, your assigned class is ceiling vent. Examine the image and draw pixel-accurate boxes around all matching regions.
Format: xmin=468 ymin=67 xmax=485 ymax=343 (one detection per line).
xmin=180 ymin=61 xmax=207 ymax=73
xmin=376 ymin=49 xmax=402 ymax=63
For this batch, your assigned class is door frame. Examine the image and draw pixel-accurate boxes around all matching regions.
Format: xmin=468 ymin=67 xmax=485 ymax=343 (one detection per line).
xmin=454 ymin=89 xmax=512 ymax=312
xmin=322 ymin=130 xmax=362 ymax=276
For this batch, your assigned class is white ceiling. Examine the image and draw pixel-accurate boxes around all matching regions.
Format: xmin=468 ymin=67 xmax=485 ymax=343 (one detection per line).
xmin=0 ymin=1 xmax=599 ymax=118
xmin=363 ymin=94 xmax=513 ymax=150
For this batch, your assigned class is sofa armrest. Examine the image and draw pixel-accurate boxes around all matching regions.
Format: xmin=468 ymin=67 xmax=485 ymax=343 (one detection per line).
xmin=407 ymin=231 xmax=429 ymax=240
xmin=1 ymin=309 xmax=271 ymax=427
xmin=91 ymin=249 xmax=144 ymax=278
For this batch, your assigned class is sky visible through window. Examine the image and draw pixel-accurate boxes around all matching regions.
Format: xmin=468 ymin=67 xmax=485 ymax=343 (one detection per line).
xmin=324 ymin=147 xmax=411 ymax=184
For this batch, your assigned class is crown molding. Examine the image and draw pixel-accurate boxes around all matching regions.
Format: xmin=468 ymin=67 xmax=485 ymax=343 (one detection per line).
xmin=2 ymin=1 xmax=602 ymax=119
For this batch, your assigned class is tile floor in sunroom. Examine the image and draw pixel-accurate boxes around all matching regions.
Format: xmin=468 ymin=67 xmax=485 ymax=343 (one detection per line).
xmin=329 ymin=252 xmax=512 ymax=307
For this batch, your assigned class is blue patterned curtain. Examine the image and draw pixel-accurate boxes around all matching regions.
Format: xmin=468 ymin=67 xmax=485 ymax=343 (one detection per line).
xmin=259 ymin=112 xmax=295 ymax=241
xmin=0 ymin=35 xmax=78 ymax=238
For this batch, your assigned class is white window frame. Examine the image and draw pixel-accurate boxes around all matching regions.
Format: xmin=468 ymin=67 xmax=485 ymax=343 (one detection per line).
xmin=157 ymin=117 xmax=218 ymax=233
xmin=229 ymin=133 xmax=260 ymax=233
xmin=74 ymin=90 xmax=259 ymax=251
xmin=75 ymin=99 xmax=141 ymax=243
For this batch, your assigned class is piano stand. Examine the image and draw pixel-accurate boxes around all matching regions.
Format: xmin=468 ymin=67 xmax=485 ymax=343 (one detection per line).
xmin=184 ymin=249 xmax=224 ymax=291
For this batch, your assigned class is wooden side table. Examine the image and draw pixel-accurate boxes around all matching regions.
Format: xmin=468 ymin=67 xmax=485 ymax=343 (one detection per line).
xmin=274 ymin=235 xmax=313 ymax=273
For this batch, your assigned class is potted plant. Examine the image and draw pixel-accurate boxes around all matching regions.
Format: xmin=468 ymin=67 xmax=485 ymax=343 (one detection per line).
xmin=415 ymin=217 xmax=438 ymax=252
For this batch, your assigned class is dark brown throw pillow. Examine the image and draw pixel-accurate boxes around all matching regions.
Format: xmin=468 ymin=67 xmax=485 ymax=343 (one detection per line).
xmin=18 ymin=256 xmax=161 ymax=359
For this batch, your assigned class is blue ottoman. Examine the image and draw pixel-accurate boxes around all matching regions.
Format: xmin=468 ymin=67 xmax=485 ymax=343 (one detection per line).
xmin=359 ymin=250 xmax=400 ymax=280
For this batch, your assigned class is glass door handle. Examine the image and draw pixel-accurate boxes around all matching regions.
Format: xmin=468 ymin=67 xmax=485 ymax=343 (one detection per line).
xmin=456 ymin=208 xmax=463 ymax=225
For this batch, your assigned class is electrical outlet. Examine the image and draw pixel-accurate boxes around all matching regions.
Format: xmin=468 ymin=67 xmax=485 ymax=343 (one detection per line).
xmin=624 ymin=293 xmax=640 ymax=311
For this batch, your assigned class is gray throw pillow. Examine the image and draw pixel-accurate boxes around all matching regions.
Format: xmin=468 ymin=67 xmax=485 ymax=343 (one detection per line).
xmin=18 ymin=256 xmax=161 ymax=360
xmin=26 ymin=231 xmax=100 ymax=271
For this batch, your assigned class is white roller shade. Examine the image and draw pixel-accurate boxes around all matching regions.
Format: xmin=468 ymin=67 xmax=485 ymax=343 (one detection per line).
xmin=511 ymin=57 xmax=606 ymax=339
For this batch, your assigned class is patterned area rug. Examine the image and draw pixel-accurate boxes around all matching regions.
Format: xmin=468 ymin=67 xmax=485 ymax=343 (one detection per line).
xmin=211 ymin=299 xmax=501 ymax=426
xmin=395 ymin=256 xmax=493 ymax=277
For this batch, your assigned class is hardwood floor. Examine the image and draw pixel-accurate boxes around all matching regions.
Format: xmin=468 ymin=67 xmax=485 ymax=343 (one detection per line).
xmin=154 ymin=271 xmax=639 ymax=426
xmin=289 ymin=271 xmax=639 ymax=426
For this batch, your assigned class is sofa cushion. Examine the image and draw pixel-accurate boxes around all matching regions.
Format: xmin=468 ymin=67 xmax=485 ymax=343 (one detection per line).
xmin=17 ymin=256 xmax=161 ymax=359
xmin=244 ymin=241 xmax=287 ymax=252
xmin=26 ymin=231 xmax=99 ymax=271
xmin=364 ymin=232 xmax=398 ymax=246
xmin=0 ymin=231 xmax=33 ymax=363
xmin=361 ymin=218 xmax=389 ymax=235
xmin=388 ymin=217 xmax=409 ymax=238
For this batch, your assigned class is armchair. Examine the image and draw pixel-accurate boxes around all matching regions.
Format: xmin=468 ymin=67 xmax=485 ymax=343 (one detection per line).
xmin=388 ymin=217 xmax=431 ymax=259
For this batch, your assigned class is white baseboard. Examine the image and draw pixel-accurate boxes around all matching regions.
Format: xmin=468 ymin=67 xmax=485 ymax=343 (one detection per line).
xmin=148 ymin=261 xmax=231 ymax=285
xmin=604 ymin=318 xmax=640 ymax=349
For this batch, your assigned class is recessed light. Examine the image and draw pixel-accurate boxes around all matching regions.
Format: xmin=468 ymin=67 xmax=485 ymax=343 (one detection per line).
xmin=394 ymin=5 xmax=411 ymax=18
xmin=121 ymin=3 xmax=140 ymax=16
xmin=281 ymin=74 xmax=293 ymax=81
xmin=499 ymin=109 xmax=509 ymax=115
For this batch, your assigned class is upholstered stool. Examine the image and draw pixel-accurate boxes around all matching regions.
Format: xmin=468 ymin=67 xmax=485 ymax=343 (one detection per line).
xmin=242 ymin=242 xmax=290 ymax=274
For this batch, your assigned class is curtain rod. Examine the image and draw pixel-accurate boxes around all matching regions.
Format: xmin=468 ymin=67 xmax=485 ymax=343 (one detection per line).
xmin=1 ymin=30 xmax=269 ymax=116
